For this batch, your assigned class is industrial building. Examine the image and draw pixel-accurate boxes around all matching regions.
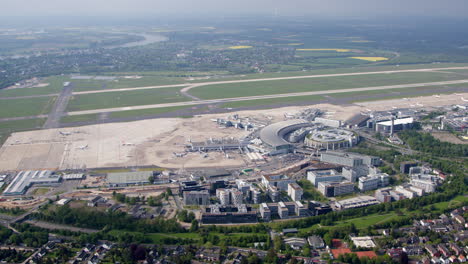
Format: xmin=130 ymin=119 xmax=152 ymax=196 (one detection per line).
xmin=107 ymin=171 xmax=153 ymax=187
xmin=308 ymin=235 xmax=325 ymax=249
xmin=318 ymin=181 xmax=354 ymax=197
xmin=375 ymin=117 xmax=414 ymax=134
xmin=287 ymin=183 xmax=303 ymax=201
xmin=3 ymin=170 xmax=61 ymax=196
xmin=314 ymin=117 xmax=342 ymax=128
xmin=304 ymin=128 xmax=358 ymax=150
xmin=186 ymin=138 xmax=249 ymax=152
xmin=375 ymin=188 xmax=393 ymax=203
xmin=335 ymin=196 xmax=380 ymax=210
xmin=307 ymin=169 xmax=342 ymax=187
xmin=308 ymin=201 xmax=333 ymax=216
xmin=216 ymin=188 xmax=243 ymax=205
xmin=183 ymin=190 xmax=210 ymax=205
xmin=261 ymin=174 xmax=295 ymax=191
xmin=201 ymin=204 xmax=257 ymax=224
xmin=358 ymin=173 xmax=389 ymax=192
xmin=259 ymin=119 xmax=312 ymax=154
xmin=320 ymin=151 xmax=381 ymax=167
xmin=342 ymin=166 xmax=380 ymax=182
xmin=259 ymin=201 xmax=307 ymax=221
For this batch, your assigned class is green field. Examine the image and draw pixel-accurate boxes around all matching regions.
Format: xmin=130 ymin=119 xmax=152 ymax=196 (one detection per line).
xmin=221 ymin=95 xmax=325 ymax=108
xmin=0 ymin=118 xmax=46 ymax=145
xmin=0 ymin=97 xmax=56 ymax=118
xmin=64 ymin=63 xmax=468 ymax=92
xmin=0 ymin=76 xmax=69 ymax=98
xmin=60 ymin=114 xmax=100 ymax=124
xmin=189 ymin=71 xmax=465 ymax=99
xmin=66 ymin=87 xmax=190 ymax=111
xmin=71 ymin=76 xmax=186 ymax=92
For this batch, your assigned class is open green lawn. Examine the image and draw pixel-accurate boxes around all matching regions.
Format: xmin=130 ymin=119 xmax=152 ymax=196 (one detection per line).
xmin=60 ymin=114 xmax=99 ymax=124
xmin=301 ymin=195 xmax=468 ymax=232
xmin=0 ymin=97 xmax=56 ymax=118
xmin=190 ymin=71 xmax=465 ymax=99
xmin=0 ymin=76 xmax=69 ymax=97
xmin=66 ymin=87 xmax=190 ymax=111
xmin=221 ymin=95 xmax=325 ymax=109
xmin=0 ymin=118 xmax=46 ymax=145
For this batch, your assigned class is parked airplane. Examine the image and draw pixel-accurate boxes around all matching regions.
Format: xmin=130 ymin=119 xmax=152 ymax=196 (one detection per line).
xmin=462 ymin=97 xmax=468 ymax=102
xmin=76 ymin=144 xmax=88 ymax=150
xmin=59 ymin=131 xmax=71 ymax=136
xmin=173 ymin=152 xmax=187 ymax=158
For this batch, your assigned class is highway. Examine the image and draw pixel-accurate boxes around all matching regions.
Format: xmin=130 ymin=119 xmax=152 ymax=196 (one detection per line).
xmin=70 ymin=66 xmax=468 ymax=96
xmin=67 ymin=79 xmax=468 ymax=116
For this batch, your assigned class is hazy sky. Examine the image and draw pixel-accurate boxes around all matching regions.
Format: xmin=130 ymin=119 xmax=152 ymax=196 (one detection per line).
xmin=2 ymin=0 xmax=468 ymax=18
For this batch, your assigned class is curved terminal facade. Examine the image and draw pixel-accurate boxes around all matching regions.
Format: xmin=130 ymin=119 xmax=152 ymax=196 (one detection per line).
xmin=259 ymin=119 xmax=312 ymax=154
xmin=304 ymin=128 xmax=358 ymax=150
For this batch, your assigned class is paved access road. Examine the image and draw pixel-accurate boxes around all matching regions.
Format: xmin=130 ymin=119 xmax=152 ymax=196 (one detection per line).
xmin=67 ymin=79 xmax=468 ymax=116
xmin=43 ymin=83 xmax=74 ymax=129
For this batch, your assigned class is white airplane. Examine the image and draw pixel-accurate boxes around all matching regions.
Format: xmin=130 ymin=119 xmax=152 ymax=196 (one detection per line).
xmin=173 ymin=152 xmax=187 ymax=158
xmin=416 ymin=103 xmax=424 ymax=107
xmin=122 ymin=142 xmax=134 ymax=146
xmin=226 ymin=108 xmax=233 ymax=110
xmin=366 ymin=109 xmax=372 ymax=112
xmin=403 ymin=98 xmax=409 ymax=100
xmin=410 ymin=104 xmax=415 ymax=107
xmin=59 ymin=131 xmax=71 ymax=136
xmin=392 ymin=106 xmax=397 ymax=109
xmin=434 ymin=95 xmax=441 ymax=98
xmin=76 ymin=144 xmax=88 ymax=150
xmin=462 ymin=97 xmax=468 ymax=102
xmin=454 ymin=93 xmax=462 ymax=96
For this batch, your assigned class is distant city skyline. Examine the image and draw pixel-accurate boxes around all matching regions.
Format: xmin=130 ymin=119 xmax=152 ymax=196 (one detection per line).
xmin=2 ymin=0 xmax=468 ymax=19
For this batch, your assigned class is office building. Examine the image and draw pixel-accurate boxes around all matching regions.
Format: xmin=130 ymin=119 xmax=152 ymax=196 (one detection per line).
xmin=287 ymin=183 xmax=303 ymax=201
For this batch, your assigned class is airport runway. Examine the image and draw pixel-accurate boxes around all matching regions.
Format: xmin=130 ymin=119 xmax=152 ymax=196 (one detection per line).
xmin=71 ymin=66 xmax=468 ymax=95
xmin=67 ymin=79 xmax=468 ymax=116
xmin=43 ymin=83 xmax=74 ymax=129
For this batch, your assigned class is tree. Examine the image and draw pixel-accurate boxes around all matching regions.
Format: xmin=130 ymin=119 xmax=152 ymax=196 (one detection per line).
xmin=190 ymin=220 xmax=199 ymax=232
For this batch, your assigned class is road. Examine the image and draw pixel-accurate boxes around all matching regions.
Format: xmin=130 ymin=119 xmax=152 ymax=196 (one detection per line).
xmin=70 ymin=66 xmax=468 ymax=96
xmin=67 ymin=79 xmax=468 ymax=116
xmin=43 ymin=83 xmax=74 ymax=129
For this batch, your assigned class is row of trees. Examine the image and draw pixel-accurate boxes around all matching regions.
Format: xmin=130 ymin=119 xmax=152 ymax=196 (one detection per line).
xmin=399 ymin=130 xmax=468 ymax=157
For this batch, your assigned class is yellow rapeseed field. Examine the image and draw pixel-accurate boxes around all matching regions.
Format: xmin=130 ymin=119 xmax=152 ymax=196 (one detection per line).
xmin=229 ymin=46 xmax=253 ymax=49
xmin=296 ymin=48 xmax=351 ymax=52
xmin=350 ymin=57 xmax=389 ymax=62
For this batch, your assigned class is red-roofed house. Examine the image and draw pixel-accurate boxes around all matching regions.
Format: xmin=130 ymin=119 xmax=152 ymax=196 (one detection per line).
xmin=332 ymin=239 xmax=346 ymax=249
xmin=356 ymin=251 xmax=378 ymax=259
xmin=331 ymin=248 xmax=352 ymax=259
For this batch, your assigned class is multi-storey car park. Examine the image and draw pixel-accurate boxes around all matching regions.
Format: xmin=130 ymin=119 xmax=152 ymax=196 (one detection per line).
xmin=304 ymin=128 xmax=359 ymax=150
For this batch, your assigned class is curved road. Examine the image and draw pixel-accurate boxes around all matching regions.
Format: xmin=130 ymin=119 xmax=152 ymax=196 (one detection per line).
xmin=67 ymin=79 xmax=468 ymax=116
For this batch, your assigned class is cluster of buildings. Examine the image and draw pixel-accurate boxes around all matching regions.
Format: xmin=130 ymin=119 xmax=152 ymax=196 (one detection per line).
xmin=304 ymin=151 xmax=388 ymax=198
xmin=375 ymin=165 xmax=444 ymax=203
xmin=384 ymin=206 xmax=467 ymax=264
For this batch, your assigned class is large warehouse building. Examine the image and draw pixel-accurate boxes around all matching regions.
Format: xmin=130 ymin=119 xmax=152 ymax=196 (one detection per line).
xmin=3 ymin=170 xmax=61 ymax=196
xmin=259 ymin=119 xmax=312 ymax=155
